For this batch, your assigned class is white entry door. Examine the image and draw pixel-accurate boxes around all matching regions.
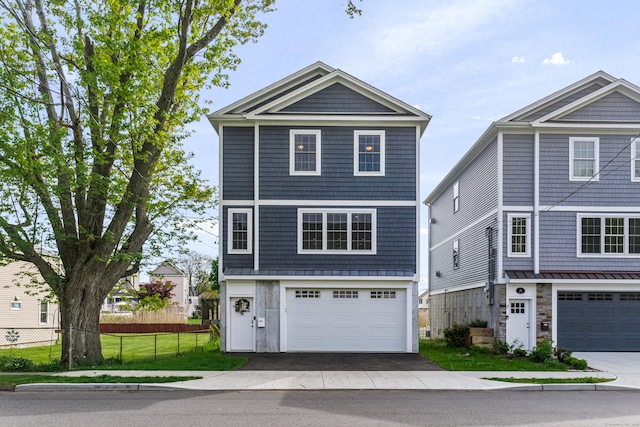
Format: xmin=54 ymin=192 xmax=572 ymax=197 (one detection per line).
xmin=507 ymin=299 xmax=531 ymax=350
xmin=229 ymin=297 xmax=254 ymax=351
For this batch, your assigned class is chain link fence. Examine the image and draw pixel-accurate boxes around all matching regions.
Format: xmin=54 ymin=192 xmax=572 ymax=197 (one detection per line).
xmin=0 ymin=326 xmax=214 ymax=368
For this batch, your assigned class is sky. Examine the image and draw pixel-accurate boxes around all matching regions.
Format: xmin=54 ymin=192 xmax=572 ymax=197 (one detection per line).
xmin=179 ymin=0 xmax=640 ymax=290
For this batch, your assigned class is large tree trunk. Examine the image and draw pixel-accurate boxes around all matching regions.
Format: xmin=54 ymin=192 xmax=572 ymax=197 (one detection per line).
xmin=59 ymin=273 xmax=113 ymax=366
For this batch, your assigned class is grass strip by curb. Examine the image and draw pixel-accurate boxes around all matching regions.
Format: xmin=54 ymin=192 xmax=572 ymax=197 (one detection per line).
xmin=0 ymin=374 xmax=201 ymax=387
xmin=485 ymin=377 xmax=614 ymax=384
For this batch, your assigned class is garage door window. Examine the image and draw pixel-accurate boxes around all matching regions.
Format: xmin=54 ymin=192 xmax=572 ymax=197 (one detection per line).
xmin=620 ymin=293 xmax=640 ymax=301
xmin=558 ymin=293 xmax=582 ymax=301
xmin=333 ymin=290 xmax=358 ymax=299
xmin=588 ymin=293 xmax=612 ymax=301
xmin=371 ymin=291 xmax=396 ymax=299
xmin=295 ymin=290 xmax=320 ymax=298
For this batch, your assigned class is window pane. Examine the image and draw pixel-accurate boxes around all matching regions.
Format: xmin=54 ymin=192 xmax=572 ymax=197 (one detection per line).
xmin=453 ymin=240 xmax=459 ymax=269
xmin=581 ymin=217 xmax=600 ymax=253
xmin=573 ymin=140 xmax=595 ymax=178
xmin=358 ymin=135 xmax=380 ymax=172
xmin=294 ymin=134 xmax=317 ymax=172
xmin=630 ymin=218 xmax=640 ymax=254
xmin=302 ymin=213 xmax=323 ymax=250
xmin=232 ymin=212 xmax=248 ymax=250
xmin=604 ymin=217 xmax=624 ymax=253
xmin=327 ymin=213 xmax=348 ymax=250
xmin=635 ymin=141 xmax=640 ymax=179
xmin=40 ymin=301 xmax=48 ymax=323
xmin=351 ymin=213 xmax=372 ymax=250
xmin=511 ymin=217 xmax=527 ymax=253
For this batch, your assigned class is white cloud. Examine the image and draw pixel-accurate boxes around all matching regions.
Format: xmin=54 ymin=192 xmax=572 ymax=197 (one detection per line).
xmin=512 ymin=56 xmax=525 ymax=63
xmin=542 ymin=52 xmax=570 ymax=66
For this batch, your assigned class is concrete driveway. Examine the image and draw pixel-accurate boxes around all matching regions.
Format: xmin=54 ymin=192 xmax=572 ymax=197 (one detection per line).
xmin=574 ymin=352 xmax=640 ymax=373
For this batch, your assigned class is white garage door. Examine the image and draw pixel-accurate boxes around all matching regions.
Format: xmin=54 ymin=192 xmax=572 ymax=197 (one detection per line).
xmin=286 ymin=288 xmax=406 ymax=352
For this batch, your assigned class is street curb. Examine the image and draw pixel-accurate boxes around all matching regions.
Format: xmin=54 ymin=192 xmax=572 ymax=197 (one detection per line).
xmin=10 ymin=383 xmax=640 ymax=392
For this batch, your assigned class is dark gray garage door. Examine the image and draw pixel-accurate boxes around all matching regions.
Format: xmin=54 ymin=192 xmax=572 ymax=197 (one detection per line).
xmin=557 ymin=292 xmax=640 ymax=351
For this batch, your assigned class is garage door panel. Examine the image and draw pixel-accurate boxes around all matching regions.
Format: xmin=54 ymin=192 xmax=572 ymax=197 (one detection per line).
xmin=286 ymin=288 xmax=406 ymax=352
xmin=558 ymin=291 xmax=640 ymax=351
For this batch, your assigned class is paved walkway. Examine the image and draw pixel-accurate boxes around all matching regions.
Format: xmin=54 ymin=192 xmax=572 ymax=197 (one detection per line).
xmin=12 ymin=352 xmax=640 ymax=392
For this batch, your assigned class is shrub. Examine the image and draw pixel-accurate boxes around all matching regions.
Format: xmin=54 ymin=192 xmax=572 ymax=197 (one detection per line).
xmin=553 ymin=347 xmax=573 ymax=363
xmin=565 ymin=356 xmax=588 ymax=370
xmin=0 ymin=356 xmax=35 ymax=372
xmin=529 ymin=340 xmax=554 ymax=363
xmin=443 ymin=323 xmax=470 ymax=348
xmin=468 ymin=319 xmax=488 ymax=328
xmin=491 ymin=339 xmax=510 ymax=355
xmin=513 ymin=348 xmax=528 ymax=358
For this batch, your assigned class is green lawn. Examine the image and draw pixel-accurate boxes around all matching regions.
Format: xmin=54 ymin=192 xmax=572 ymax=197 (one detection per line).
xmin=419 ymin=339 xmax=568 ymax=371
xmin=486 ymin=377 xmax=613 ymax=384
xmin=0 ymin=374 xmax=200 ymax=387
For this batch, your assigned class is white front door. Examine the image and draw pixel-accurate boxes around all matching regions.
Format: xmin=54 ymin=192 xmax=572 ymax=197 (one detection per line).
xmin=507 ymin=299 xmax=531 ymax=350
xmin=229 ymin=297 xmax=254 ymax=351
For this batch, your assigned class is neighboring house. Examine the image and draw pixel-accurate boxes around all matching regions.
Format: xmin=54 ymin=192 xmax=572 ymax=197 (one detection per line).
xmin=149 ymin=262 xmax=191 ymax=315
xmin=0 ymin=260 xmax=59 ymax=347
xmin=101 ymin=274 xmax=140 ymax=314
xmin=424 ymin=71 xmax=640 ymax=351
xmin=418 ymin=290 xmax=429 ymax=311
xmin=208 ymin=62 xmax=431 ymax=352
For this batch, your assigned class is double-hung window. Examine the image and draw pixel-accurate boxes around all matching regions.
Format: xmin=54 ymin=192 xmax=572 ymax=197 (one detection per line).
xmin=299 ymin=209 xmax=376 ymax=254
xmin=578 ymin=214 xmax=640 ymax=256
xmin=508 ymin=214 xmax=531 ymax=257
xmin=453 ymin=239 xmax=459 ymax=269
xmin=570 ymin=137 xmax=599 ymax=181
xmin=39 ymin=301 xmax=49 ymax=325
xmin=354 ymin=130 xmax=385 ymax=176
xmin=290 ymin=130 xmax=321 ymax=175
xmin=228 ymin=208 xmax=252 ymax=254
xmin=632 ymin=138 xmax=640 ymax=182
xmin=453 ymin=181 xmax=459 ymax=213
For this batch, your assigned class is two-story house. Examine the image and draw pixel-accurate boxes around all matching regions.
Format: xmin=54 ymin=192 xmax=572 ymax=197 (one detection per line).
xmin=424 ymin=71 xmax=640 ymax=352
xmin=208 ymin=62 xmax=430 ymax=353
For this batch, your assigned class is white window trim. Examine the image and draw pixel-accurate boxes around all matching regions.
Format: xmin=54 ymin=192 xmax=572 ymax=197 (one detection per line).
xmin=39 ymin=301 xmax=49 ymax=325
xmin=228 ymin=208 xmax=253 ymax=254
xmin=297 ymin=208 xmax=377 ymax=254
xmin=631 ymin=138 xmax=640 ymax=182
xmin=576 ymin=213 xmax=640 ymax=257
xmin=354 ymin=130 xmax=385 ymax=176
xmin=453 ymin=181 xmax=459 ymax=213
xmin=508 ymin=213 xmax=531 ymax=257
xmin=569 ymin=137 xmax=599 ymax=182
xmin=10 ymin=300 xmax=22 ymax=310
xmin=290 ymin=129 xmax=321 ymax=176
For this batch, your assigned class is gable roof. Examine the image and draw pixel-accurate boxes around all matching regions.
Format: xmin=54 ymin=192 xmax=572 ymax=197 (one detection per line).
xmin=208 ymin=61 xmax=431 ymax=135
xmin=149 ymin=261 xmax=185 ymax=277
xmin=424 ymin=71 xmax=640 ymax=205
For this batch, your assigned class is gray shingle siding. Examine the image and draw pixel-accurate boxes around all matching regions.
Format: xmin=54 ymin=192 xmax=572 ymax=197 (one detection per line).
xmin=559 ymin=92 xmax=640 ymax=122
xmin=519 ymin=82 xmax=607 ymax=121
xmin=429 ymin=215 xmax=497 ymax=292
xmin=222 ymin=127 xmax=254 ymax=200
xmin=258 ymin=206 xmax=416 ymax=272
xmin=538 ymin=211 xmax=640 ymax=271
xmin=243 ymin=74 xmax=324 ymax=113
xmin=539 ymin=134 xmax=640 ymax=207
xmin=259 ymin=126 xmax=416 ymax=200
xmin=503 ymin=135 xmax=534 ymax=206
xmin=429 ymin=139 xmax=498 ymax=246
xmin=281 ymin=83 xmax=396 ymax=114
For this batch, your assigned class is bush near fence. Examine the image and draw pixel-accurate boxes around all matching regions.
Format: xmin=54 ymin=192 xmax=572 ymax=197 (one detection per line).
xmin=0 ymin=325 xmax=215 ymax=368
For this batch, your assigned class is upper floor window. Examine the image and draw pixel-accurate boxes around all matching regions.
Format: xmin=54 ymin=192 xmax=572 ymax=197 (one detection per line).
xmin=290 ymin=130 xmax=321 ymax=175
xmin=508 ymin=214 xmax=531 ymax=257
xmin=354 ymin=130 xmax=385 ymax=176
xmin=298 ymin=209 xmax=376 ymax=254
xmin=453 ymin=239 xmax=459 ymax=269
xmin=578 ymin=215 xmax=640 ymax=256
xmin=10 ymin=299 xmax=21 ymax=310
xmin=453 ymin=181 xmax=459 ymax=213
xmin=570 ymin=137 xmax=599 ymax=181
xmin=632 ymin=138 xmax=640 ymax=182
xmin=228 ymin=208 xmax=252 ymax=254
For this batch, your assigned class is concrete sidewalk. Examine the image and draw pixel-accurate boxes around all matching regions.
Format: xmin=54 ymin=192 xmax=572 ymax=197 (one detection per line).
xmin=13 ymin=368 xmax=634 ymax=392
